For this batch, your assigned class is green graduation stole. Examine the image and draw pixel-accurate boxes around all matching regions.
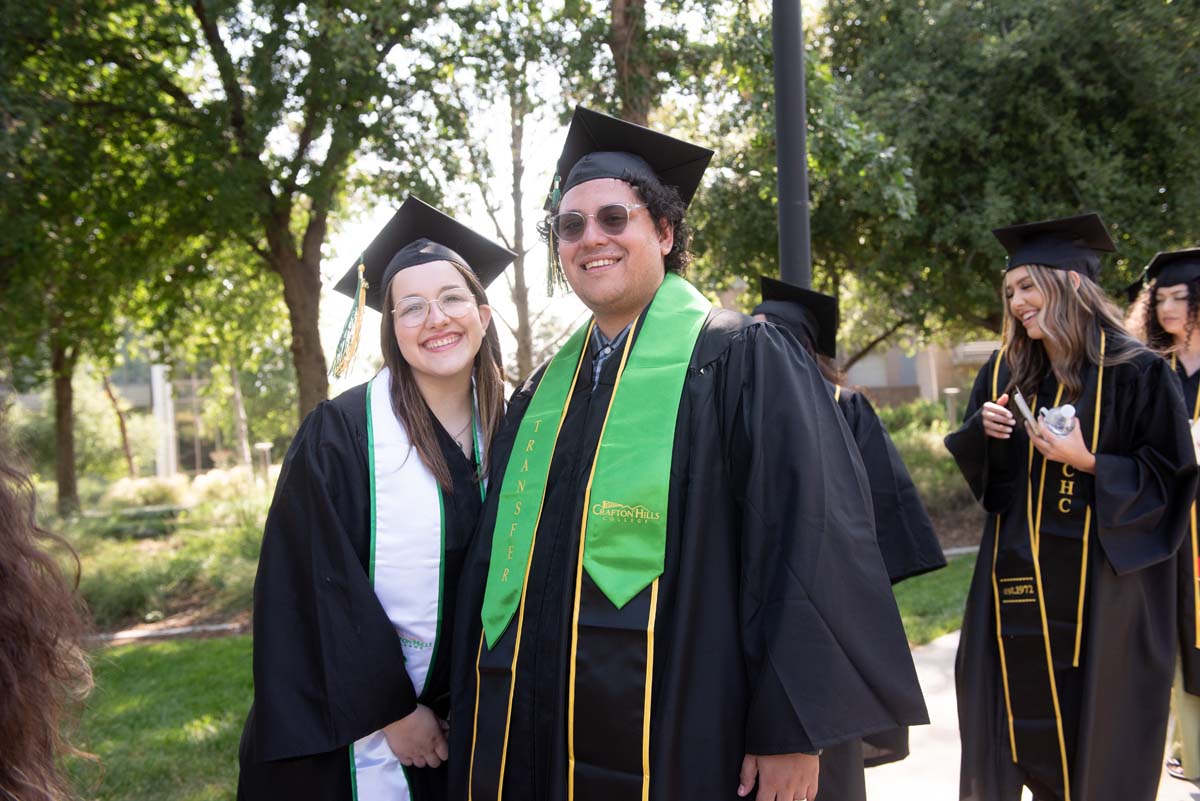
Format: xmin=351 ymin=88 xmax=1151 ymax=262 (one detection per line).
xmin=480 ymin=273 xmax=711 ymax=648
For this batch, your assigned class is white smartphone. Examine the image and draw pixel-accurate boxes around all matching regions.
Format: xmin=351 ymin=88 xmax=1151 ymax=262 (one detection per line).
xmin=1012 ymin=390 xmax=1040 ymax=437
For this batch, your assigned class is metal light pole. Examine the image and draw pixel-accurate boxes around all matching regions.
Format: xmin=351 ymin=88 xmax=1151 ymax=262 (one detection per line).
xmin=773 ymin=0 xmax=812 ymax=288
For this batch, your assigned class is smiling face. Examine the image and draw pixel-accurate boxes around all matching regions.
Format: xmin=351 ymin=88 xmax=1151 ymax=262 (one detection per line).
xmin=556 ymin=178 xmax=673 ymax=334
xmin=386 ymin=259 xmax=492 ymax=384
xmin=1155 ymin=282 xmax=1192 ymax=341
xmin=1004 ymin=265 xmax=1049 ymax=340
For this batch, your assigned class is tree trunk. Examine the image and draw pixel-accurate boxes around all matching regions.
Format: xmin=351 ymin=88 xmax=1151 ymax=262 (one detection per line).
xmin=101 ymin=373 xmax=136 ymax=477
xmin=508 ymin=89 xmax=534 ymax=378
xmin=50 ymin=341 xmax=79 ymax=516
xmin=276 ymin=249 xmax=329 ymax=420
xmin=230 ymin=363 xmax=252 ymax=466
xmin=610 ymin=0 xmax=653 ymax=125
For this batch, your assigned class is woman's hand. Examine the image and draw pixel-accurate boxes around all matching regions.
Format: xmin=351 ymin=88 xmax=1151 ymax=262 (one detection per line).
xmin=981 ymin=393 xmax=1016 ymax=440
xmin=1024 ymin=419 xmax=1096 ymax=474
xmin=383 ymin=704 xmax=450 ymax=768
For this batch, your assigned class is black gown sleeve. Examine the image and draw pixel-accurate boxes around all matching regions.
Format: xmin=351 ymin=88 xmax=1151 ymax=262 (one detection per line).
xmin=732 ymin=325 xmax=928 ymax=755
xmin=943 ymin=351 xmax=1023 ymax=515
xmin=249 ymin=397 xmax=417 ymax=762
xmin=1093 ymin=354 xmax=1198 ymax=575
xmin=841 ymin=389 xmax=946 ymax=583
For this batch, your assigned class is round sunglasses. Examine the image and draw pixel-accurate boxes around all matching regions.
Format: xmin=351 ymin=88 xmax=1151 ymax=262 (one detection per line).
xmin=548 ymin=203 xmax=647 ymax=243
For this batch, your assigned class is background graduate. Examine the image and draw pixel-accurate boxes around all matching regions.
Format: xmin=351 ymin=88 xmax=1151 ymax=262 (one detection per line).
xmin=752 ymin=277 xmax=947 ymax=801
xmin=945 ymin=213 xmax=1198 ymax=801
xmin=449 ymin=107 xmax=927 ymax=801
xmin=237 ymin=198 xmax=514 ymax=801
xmin=1130 ymin=248 xmax=1200 ymax=783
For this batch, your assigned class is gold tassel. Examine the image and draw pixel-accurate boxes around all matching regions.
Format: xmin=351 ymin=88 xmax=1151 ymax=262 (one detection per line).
xmin=330 ymin=261 xmax=368 ymax=379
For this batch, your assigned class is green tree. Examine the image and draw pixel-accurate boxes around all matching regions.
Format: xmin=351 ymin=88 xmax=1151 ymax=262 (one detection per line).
xmin=823 ymin=0 xmax=1200 ymax=333
xmin=131 ymin=243 xmax=296 ymax=467
xmin=1 ymin=1 xmax=206 ymax=513
xmin=673 ymin=3 xmax=918 ymax=362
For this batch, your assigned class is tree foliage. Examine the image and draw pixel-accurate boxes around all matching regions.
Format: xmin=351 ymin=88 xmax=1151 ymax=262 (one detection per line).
xmin=823 ymin=0 xmax=1200 ymax=333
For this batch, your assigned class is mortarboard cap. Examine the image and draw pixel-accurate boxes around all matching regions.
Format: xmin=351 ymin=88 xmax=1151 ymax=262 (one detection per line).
xmin=1147 ymin=248 xmax=1200 ymax=288
xmin=1125 ymin=247 xmax=1200 ymax=302
xmin=753 ymin=276 xmax=839 ymax=359
xmin=328 ymin=197 xmax=515 ymax=378
xmin=546 ymin=106 xmax=714 ymax=211
xmin=334 ymin=196 xmax=515 ymax=314
xmin=991 ymin=212 xmax=1115 ymax=280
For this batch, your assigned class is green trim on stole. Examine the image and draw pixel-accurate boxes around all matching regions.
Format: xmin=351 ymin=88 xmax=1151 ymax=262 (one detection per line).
xmin=480 ymin=273 xmax=711 ymax=647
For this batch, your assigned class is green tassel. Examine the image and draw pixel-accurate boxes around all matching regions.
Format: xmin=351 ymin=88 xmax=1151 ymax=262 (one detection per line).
xmin=330 ymin=259 xmax=368 ymax=378
xmin=546 ymin=174 xmax=566 ymax=296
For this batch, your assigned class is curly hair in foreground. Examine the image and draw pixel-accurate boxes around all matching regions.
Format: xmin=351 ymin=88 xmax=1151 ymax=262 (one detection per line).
xmin=0 ymin=449 xmax=94 ymax=801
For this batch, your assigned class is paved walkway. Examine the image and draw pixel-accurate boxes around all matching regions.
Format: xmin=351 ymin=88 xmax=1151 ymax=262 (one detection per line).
xmin=864 ymin=630 xmax=1199 ymax=800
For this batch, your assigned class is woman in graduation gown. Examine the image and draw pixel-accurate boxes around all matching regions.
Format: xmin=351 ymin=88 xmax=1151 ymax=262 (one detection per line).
xmin=945 ymin=213 xmax=1198 ymax=801
xmin=237 ymin=198 xmax=515 ymax=801
xmin=753 ymin=276 xmax=946 ymax=801
xmin=1130 ymin=248 xmax=1200 ymax=783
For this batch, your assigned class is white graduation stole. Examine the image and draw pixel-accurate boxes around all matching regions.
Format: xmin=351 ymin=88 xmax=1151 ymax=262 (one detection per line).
xmin=349 ymin=367 xmax=473 ymax=801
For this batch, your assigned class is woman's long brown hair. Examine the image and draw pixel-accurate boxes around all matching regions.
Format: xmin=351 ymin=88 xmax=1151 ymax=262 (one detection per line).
xmin=378 ymin=262 xmax=505 ymax=490
xmin=1003 ymin=264 xmax=1146 ymax=401
xmin=0 ymin=448 xmax=94 ymax=801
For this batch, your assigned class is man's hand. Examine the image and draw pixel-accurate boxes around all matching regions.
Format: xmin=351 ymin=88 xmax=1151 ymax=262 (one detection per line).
xmin=1024 ymin=419 xmax=1096 ymax=474
xmin=382 ymin=704 xmax=450 ymax=768
xmin=737 ymin=752 xmax=819 ymax=801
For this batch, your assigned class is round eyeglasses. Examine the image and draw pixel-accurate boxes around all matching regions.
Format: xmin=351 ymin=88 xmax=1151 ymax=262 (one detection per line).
xmin=548 ymin=203 xmax=647 ymax=243
xmin=392 ymin=290 xmax=477 ymax=328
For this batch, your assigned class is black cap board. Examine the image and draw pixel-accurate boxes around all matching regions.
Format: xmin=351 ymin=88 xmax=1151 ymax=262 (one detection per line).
xmin=1147 ymin=248 xmax=1200 ymax=288
xmin=334 ymin=196 xmax=516 ymax=313
xmin=546 ymin=106 xmax=714 ymax=211
xmin=753 ymin=276 xmax=839 ymax=359
xmin=991 ymin=212 xmax=1115 ymax=280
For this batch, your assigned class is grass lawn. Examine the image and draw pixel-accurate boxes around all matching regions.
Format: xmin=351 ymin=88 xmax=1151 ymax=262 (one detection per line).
xmin=894 ymin=554 xmax=976 ymax=646
xmin=70 ymin=636 xmax=253 ymax=801
xmin=67 ymin=558 xmax=975 ymax=799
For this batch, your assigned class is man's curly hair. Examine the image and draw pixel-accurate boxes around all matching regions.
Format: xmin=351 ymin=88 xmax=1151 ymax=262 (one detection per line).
xmin=539 ymin=172 xmax=694 ymax=285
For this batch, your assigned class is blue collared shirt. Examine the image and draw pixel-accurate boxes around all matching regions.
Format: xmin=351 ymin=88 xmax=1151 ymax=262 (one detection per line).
xmin=590 ymin=322 xmax=632 ymax=388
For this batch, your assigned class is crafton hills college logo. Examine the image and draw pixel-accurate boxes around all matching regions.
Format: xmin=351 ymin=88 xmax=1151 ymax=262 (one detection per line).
xmin=590 ymin=499 xmax=662 ymax=523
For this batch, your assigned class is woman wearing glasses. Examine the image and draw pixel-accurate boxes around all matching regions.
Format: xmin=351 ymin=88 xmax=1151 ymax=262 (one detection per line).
xmin=238 ymin=198 xmax=515 ymax=801
xmin=945 ymin=214 xmax=1197 ymax=801
xmin=1128 ymin=248 xmax=1200 ymax=784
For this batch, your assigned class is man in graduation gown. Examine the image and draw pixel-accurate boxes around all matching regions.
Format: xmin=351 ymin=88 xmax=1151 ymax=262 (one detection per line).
xmin=945 ymin=215 xmax=1200 ymax=801
xmin=448 ymin=106 xmax=927 ymax=801
xmin=753 ymin=277 xmax=947 ymax=801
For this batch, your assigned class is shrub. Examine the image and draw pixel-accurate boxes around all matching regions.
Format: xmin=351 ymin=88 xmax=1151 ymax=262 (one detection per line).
xmin=877 ymin=398 xmax=950 ymax=434
xmin=100 ymin=475 xmax=192 ymax=511
xmin=191 ymin=466 xmax=257 ymax=504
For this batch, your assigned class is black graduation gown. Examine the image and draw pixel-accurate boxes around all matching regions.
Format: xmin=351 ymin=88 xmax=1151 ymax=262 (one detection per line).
xmin=945 ymin=348 xmax=1198 ymax=801
xmin=237 ymin=383 xmax=482 ymax=801
xmin=449 ymin=309 xmax=928 ymax=801
xmin=819 ymin=387 xmax=948 ymax=801
xmin=837 ymin=387 xmax=947 ymax=586
xmin=1171 ymin=360 xmax=1200 ymax=694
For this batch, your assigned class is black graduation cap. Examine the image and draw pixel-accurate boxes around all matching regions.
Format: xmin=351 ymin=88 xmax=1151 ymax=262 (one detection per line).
xmin=753 ymin=276 xmax=839 ymax=359
xmin=333 ymin=196 xmax=515 ymax=313
xmin=546 ymin=106 xmax=714 ymax=211
xmin=1147 ymin=248 xmax=1200 ymax=287
xmin=328 ymin=197 xmax=515 ymax=377
xmin=1124 ymin=247 xmax=1200 ymax=302
xmin=991 ymin=212 xmax=1115 ymax=280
